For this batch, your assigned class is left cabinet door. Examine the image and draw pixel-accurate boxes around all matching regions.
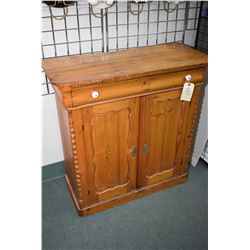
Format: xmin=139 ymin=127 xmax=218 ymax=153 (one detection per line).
xmin=81 ymin=98 xmax=140 ymax=204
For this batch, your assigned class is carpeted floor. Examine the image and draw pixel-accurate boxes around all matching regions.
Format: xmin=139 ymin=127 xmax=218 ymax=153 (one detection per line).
xmin=42 ymin=160 xmax=208 ymax=250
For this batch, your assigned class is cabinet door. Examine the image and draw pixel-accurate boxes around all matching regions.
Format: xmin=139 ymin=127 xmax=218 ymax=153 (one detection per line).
xmin=81 ymin=98 xmax=139 ymax=204
xmin=138 ymin=86 xmax=201 ymax=187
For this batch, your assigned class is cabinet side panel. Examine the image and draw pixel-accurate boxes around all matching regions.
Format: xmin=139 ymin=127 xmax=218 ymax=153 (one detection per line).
xmin=71 ymin=109 xmax=91 ymax=207
xmin=54 ymin=91 xmax=83 ymax=207
xmin=174 ymin=85 xmax=202 ymax=175
xmin=178 ymin=85 xmax=202 ymax=174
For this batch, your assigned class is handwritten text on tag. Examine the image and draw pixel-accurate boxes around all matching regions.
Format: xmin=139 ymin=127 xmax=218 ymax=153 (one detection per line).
xmin=180 ymin=82 xmax=195 ymax=102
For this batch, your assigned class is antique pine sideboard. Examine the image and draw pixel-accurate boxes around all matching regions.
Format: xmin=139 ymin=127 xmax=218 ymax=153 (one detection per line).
xmin=42 ymin=43 xmax=208 ymax=216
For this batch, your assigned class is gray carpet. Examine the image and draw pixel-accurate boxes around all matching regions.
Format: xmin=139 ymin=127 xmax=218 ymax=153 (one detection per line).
xmin=42 ymin=160 xmax=208 ymax=250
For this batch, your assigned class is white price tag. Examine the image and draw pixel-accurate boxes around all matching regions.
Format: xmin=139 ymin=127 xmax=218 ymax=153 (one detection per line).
xmin=180 ymin=82 xmax=195 ymax=102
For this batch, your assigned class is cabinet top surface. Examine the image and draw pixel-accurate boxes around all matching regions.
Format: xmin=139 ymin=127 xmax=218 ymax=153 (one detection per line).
xmin=42 ymin=43 xmax=208 ymax=91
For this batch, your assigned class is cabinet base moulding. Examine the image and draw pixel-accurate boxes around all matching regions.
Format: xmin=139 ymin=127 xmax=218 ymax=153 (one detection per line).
xmin=65 ymin=173 xmax=188 ymax=216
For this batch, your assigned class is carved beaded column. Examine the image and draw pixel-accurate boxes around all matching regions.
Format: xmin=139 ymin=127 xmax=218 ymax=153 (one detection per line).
xmin=68 ymin=111 xmax=84 ymax=207
xmin=68 ymin=109 xmax=91 ymax=209
xmin=184 ymin=84 xmax=202 ymax=169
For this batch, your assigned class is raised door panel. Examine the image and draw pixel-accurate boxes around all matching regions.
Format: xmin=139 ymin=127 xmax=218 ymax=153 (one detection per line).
xmin=138 ymin=86 xmax=201 ymax=187
xmin=81 ymin=98 xmax=139 ymax=204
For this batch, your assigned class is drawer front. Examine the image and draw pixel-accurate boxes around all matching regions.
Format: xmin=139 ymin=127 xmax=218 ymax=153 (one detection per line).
xmin=71 ymin=68 xmax=206 ymax=107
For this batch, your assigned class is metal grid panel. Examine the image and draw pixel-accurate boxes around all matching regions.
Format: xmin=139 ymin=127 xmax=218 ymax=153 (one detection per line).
xmin=195 ymin=1 xmax=208 ymax=163
xmin=195 ymin=1 xmax=208 ymax=53
xmin=41 ymin=1 xmax=202 ymax=96
xmin=201 ymin=140 xmax=208 ymax=163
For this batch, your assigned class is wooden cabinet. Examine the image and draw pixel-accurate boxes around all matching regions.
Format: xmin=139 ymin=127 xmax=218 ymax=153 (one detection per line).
xmin=43 ymin=43 xmax=208 ymax=216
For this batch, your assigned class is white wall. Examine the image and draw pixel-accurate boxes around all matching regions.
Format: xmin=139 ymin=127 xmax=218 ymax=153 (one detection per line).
xmin=42 ymin=95 xmax=64 ymax=166
xmin=42 ymin=1 xmax=201 ymax=166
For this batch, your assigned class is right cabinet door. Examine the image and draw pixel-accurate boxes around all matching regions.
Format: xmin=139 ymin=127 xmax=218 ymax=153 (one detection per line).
xmin=137 ymin=86 xmax=201 ymax=187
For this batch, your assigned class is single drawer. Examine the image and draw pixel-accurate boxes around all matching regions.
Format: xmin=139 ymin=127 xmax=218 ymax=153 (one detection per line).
xmin=71 ymin=68 xmax=206 ymax=107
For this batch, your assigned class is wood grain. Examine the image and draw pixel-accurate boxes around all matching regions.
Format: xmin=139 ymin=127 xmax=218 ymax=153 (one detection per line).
xmin=81 ymin=98 xmax=139 ymax=203
xmin=43 ymin=44 xmax=208 ymax=216
xmin=70 ymin=68 xmax=205 ymax=108
xmin=138 ymin=86 xmax=202 ymax=187
xmin=42 ymin=43 xmax=207 ymax=91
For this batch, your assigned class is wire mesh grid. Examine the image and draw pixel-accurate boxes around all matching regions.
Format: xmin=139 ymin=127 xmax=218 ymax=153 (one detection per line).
xmin=41 ymin=1 xmax=203 ymax=96
xmin=201 ymin=140 xmax=208 ymax=163
xmin=195 ymin=1 xmax=208 ymax=53
xmin=195 ymin=1 xmax=208 ymax=163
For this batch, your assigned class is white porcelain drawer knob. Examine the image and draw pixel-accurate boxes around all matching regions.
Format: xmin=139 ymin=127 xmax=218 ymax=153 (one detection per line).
xmin=91 ymin=91 xmax=100 ymax=99
xmin=185 ymin=74 xmax=192 ymax=81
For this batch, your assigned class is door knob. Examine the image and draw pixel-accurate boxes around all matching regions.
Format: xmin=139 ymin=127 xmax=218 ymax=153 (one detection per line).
xmin=185 ymin=74 xmax=192 ymax=81
xmin=91 ymin=91 xmax=100 ymax=99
